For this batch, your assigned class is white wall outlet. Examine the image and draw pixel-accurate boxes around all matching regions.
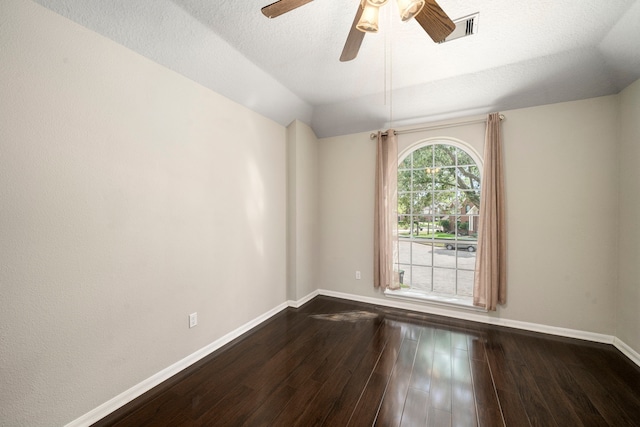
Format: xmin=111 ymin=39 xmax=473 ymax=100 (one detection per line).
xmin=355 ymin=271 xmax=361 ymax=280
xmin=189 ymin=312 xmax=197 ymax=328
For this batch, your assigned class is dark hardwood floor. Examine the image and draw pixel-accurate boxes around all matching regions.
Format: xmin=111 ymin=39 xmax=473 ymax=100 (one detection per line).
xmin=93 ymin=296 xmax=640 ymax=426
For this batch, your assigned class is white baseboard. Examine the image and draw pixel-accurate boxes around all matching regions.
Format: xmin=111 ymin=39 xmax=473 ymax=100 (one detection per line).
xmin=318 ymin=289 xmax=640 ymax=367
xmin=67 ymin=291 xmax=323 ymax=427
xmin=613 ymin=337 xmax=640 ymax=367
xmin=67 ymin=290 xmax=638 ymax=426
xmin=317 ymin=289 xmax=615 ymax=345
xmin=287 ymin=289 xmax=319 ymax=308
xmin=65 ymin=301 xmax=290 ymax=427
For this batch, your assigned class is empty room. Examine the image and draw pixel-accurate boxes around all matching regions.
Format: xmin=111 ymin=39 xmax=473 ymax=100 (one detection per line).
xmin=1 ymin=0 xmax=639 ymax=426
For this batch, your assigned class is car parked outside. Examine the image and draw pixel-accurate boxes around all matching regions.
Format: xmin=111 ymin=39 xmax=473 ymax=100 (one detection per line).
xmin=444 ymin=241 xmax=477 ymax=252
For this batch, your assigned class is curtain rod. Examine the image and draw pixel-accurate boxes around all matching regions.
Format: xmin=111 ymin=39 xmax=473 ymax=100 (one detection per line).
xmin=369 ymin=114 xmax=505 ymax=139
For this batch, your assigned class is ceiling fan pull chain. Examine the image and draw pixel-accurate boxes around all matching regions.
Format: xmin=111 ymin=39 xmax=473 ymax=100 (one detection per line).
xmin=388 ymin=5 xmax=394 ymax=128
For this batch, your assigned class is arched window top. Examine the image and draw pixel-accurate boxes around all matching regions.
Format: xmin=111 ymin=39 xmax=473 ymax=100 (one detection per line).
xmin=399 ymin=137 xmax=483 ymax=172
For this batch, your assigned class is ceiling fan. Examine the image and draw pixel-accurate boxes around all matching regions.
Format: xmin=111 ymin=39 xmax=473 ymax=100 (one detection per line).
xmin=261 ymin=0 xmax=455 ymax=62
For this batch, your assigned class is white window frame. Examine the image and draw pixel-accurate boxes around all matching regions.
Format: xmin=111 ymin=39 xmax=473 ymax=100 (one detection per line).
xmin=385 ymin=137 xmax=485 ymax=310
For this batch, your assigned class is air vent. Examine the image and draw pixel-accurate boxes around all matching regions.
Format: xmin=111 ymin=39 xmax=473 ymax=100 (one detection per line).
xmin=438 ymin=13 xmax=479 ymax=43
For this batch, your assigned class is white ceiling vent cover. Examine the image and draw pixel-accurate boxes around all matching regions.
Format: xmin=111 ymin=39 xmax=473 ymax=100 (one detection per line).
xmin=439 ymin=13 xmax=479 ymax=43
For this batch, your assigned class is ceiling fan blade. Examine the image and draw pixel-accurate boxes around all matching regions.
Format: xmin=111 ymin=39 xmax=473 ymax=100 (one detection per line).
xmin=261 ymin=0 xmax=313 ymax=18
xmin=414 ymin=0 xmax=455 ymax=43
xmin=340 ymin=4 xmax=366 ymax=62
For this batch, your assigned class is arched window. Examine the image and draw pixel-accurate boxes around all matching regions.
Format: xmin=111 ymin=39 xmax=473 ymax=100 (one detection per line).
xmin=397 ymin=140 xmax=482 ymax=299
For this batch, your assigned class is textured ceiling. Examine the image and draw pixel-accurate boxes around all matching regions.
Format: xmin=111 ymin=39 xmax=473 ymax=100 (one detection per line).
xmin=32 ymin=0 xmax=640 ymax=137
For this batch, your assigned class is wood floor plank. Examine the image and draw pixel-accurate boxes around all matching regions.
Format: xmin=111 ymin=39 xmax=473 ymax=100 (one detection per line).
xmin=430 ymin=349 xmax=453 ymax=411
xmin=434 ymin=328 xmax=452 ymax=354
xmin=502 ymin=356 xmax=558 ymax=427
xmin=290 ymin=321 xmax=385 ymax=426
xmin=91 ymin=296 xmax=640 ymax=427
xmin=482 ymin=334 xmax=531 ymax=426
xmin=469 ymin=358 xmax=503 ymax=427
xmin=279 ymin=320 xmax=354 ymax=390
xmin=189 ymin=333 xmax=324 ymax=422
xmin=451 ymin=348 xmax=477 ymax=427
xmin=374 ymin=337 xmax=418 ymax=426
xmin=194 ymin=305 xmax=342 ymax=424
xmin=565 ymin=363 xmax=640 ymax=426
xmin=174 ymin=308 xmax=327 ymax=421
xmin=495 ymin=389 xmax=531 ymax=427
xmin=404 ymin=322 xmax=422 ymax=341
xmin=110 ymin=391 xmax=186 ymax=427
xmin=238 ymin=383 xmax=299 ymax=427
xmin=349 ymin=370 xmax=394 ymax=426
xmin=400 ymin=387 xmax=429 ymax=427
xmin=531 ymin=374 xmax=591 ymax=426
xmin=271 ymin=319 xmax=379 ymax=425
xmin=239 ymin=319 xmax=361 ymax=425
xmin=347 ymin=322 xmax=405 ymax=426
xmin=491 ymin=330 xmax=523 ymax=362
xmin=193 ymin=383 xmax=261 ymax=425
xmin=427 ymin=406 xmax=451 ymax=427
xmin=569 ymin=344 xmax=640 ymax=421
xmin=409 ymin=326 xmax=435 ymax=393
xmin=483 ymin=337 xmax=519 ymax=394
xmin=594 ymin=349 xmax=640 ymax=395
xmin=102 ymin=310 xmax=307 ymax=426
xmin=467 ymin=335 xmax=487 ymax=362
xmin=319 ymin=320 xmax=404 ymax=427
xmin=517 ymin=337 xmax=591 ymax=426
xmin=241 ymin=325 xmax=328 ymax=391
xmin=451 ymin=331 xmax=469 ymax=351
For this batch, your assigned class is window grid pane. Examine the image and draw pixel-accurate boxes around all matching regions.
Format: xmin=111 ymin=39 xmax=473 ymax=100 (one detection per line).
xmin=397 ymin=143 xmax=480 ymax=298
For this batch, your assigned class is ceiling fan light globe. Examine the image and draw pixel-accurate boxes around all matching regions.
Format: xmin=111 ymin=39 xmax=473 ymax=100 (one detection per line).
xmin=366 ymin=0 xmax=388 ymax=6
xmin=396 ymin=0 xmax=424 ymax=21
xmin=356 ymin=4 xmax=380 ymax=33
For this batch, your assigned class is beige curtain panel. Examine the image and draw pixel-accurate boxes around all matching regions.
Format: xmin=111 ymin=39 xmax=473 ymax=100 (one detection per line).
xmin=373 ymin=130 xmax=400 ymax=290
xmin=473 ymin=112 xmax=507 ymax=310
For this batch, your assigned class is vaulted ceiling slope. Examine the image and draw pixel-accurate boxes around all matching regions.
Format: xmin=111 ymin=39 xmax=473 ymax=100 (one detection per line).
xmin=32 ymin=0 xmax=640 ymax=138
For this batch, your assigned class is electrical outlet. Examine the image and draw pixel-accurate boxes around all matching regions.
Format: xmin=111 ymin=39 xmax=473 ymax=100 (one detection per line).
xmin=189 ymin=312 xmax=197 ymax=328
xmin=355 ymin=271 xmax=361 ymax=280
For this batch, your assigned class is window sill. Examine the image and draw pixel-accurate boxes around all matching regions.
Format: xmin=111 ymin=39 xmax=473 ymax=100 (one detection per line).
xmin=383 ymin=288 xmax=487 ymax=312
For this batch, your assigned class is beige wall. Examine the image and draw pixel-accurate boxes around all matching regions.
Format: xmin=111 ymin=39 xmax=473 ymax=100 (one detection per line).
xmin=618 ymin=78 xmax=640 ymax=353
xmin=286 ymin=120 xmax=319 ymax=300
xmin=1 ymin=1 xmax=638 ymax=425
xmin=319 ymin=131 xmax=378 ymax=299
xmin=0 ymin=1 xmax=286 ymax=425
xmin=500 ymin=97 xmax=619 ymax=333
xmin=319 ymin=96 xmax=620 ymax=335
